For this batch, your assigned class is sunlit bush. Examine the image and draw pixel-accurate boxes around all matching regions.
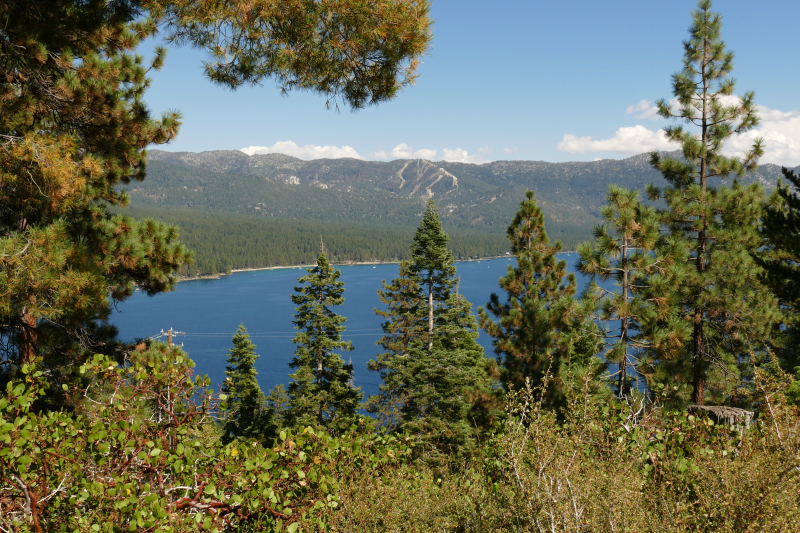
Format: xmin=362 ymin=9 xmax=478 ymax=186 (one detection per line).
xmin=0 ymin=344 xmax=412 ymax=532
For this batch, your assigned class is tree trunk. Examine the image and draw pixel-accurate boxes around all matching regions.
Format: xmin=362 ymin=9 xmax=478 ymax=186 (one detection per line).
xmin=20 ymin=295 xmax=38 ymax=366
xmin=427 ymin=272 xmax=434 ymax=351
xmin=619 ymin=235 xmax=629 ymax=397
xmin=692 ymin=38 xmax=710 ymax=406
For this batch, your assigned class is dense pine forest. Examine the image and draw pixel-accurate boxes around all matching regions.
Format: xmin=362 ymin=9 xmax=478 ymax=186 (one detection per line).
xmin=122 ymin=207 xmax=512 ymax=276
xmin=2 ymin=1 xmax=800 ymax=532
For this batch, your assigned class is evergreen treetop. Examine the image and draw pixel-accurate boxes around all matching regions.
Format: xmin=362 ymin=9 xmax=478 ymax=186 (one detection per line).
xmin=286 ymin=252 xmax=362 ymax=434
xmin=368 ymin=205 xmax=498 ymax=457
xmin=647 ymin=0 xmax=780 ymax=405
xmin=220 ymin=324 xmax=267 ymax=444
xmin=409 ymin=198 xmax=457 ymax=350
xmin=479 ymin=190 xmax=577 ymax=402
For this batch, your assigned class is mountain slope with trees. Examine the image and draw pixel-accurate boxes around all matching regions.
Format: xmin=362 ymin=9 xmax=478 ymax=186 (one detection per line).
xmin=132 ymin=149 xmax=796 ymax=245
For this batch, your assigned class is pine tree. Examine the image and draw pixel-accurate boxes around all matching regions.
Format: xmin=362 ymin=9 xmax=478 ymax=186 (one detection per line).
xmin=479 ymin=190 xmax=596 ymax=409
xmin=409 ymin=199 xmax=457 ymax=351
xmin=0 ymin=4 xmax=189 ymax=388
xmin=757 ymin=168 xmax=800 ymax=370
xmin=285 ymin=252 xmax=362 ymax=434
xmin=220 ymin=324 xmax=269 ymax=443
xmin=647 ymin=0 xmax=781 ymax=405
xmin=147 ymin=0 xmax=432 ymax=110
xmin=366 ymin=260 xmax=426 ymax=428
xmin=576 ymin=186 xmax=687 ymax=397
xmin=368 ymin=200 xmax=496 ymax=456
xmin=0 ymin=0 xmax=431 ymax=398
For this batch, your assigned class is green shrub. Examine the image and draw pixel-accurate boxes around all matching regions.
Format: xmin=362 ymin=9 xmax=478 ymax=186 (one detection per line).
xmin=0 ymin=345 xmax=411 ymax=532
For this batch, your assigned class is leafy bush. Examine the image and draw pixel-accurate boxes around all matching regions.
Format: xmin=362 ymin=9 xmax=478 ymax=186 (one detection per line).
xmin=3 ymin=345 xmax=799 ymax=531
xmin=0 ymin=344 xmax=412 ymax=532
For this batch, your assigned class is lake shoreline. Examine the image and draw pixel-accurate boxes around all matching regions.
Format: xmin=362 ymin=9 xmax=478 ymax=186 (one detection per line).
xmin=175 ymin=251 xmax=578 ymax=283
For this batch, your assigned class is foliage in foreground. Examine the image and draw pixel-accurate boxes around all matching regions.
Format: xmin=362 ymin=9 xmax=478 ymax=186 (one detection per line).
xmin=0 ymin=345 xmax=411 ymax=532
xmin=2 ymin=345 xmax=799 ymax=532
xmin=335 ymin=368 xmax=800 ymax=532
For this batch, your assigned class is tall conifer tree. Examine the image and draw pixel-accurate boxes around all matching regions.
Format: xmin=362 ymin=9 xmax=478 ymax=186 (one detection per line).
xmin=285 ymin=252 xmax=362 ymax=434
xmin=479 ymin=190 xmax=600 ymax=409
xmin=648 ymin=0 xmax=780 ymax=404
xmin=409 ymin=199 xmax=457 ymax=351
xmin=368 ymin=200 xmax=496 ymax=456
xmin=479 ymin=191 xmax=575 ymax=386
xmin=577 ymin=186 xmax=687 ymax=397
xmin=220 ymin=324 xmax=270 ymax=443
xmin=757 ymin=168 xmax=800 ymax=370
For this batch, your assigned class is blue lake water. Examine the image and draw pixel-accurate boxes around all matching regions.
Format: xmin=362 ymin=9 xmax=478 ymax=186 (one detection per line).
xmin=111 ymin=254 xmax=599 ymax=397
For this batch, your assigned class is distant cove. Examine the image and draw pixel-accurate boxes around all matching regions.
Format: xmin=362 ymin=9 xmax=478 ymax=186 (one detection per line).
xmin=112 ymin=255 xmax=597 ymax=398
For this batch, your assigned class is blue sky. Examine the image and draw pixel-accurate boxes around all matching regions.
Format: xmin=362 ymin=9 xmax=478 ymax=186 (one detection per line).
xmin=143 ymin=0 xmax=800 ymax=165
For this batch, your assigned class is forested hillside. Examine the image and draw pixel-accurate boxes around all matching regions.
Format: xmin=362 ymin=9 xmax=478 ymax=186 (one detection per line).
xmin=126 ymin=150 xmax=795 ymax=276
xmin=124 ymin=207 xmax=511 ymax=276
xmin=135 ymin=149 xmax=793 ymax=236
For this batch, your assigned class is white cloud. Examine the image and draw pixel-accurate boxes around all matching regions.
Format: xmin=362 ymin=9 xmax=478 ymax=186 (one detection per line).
xmin=557 ymin=125 xmax=672 ymax=155
xmin=625 ymin=99 xmax=660 ymax=120
xmin=371 ymin=143 xmax=438 ymax=160
xmin=372 ymin=144 xmax=489 ymax=164
xmin=503 ymin=146 xmax=518 ymax=154
xmin=243 ymin=141 xmax=499 ymax=165
xmin=240 ymin=141 xmax=364 ymax=160
xmin=559 ymin=99 xmax=800 ymax=166
xmin=440 ymin=147 xmax=488 ymax=164
xmin=725 ymin=105 xmax=800 ymax=167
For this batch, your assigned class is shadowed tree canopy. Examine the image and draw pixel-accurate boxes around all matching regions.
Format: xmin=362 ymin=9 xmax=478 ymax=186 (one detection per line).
xmin=757 ymin=168 xmax=800 ymax=370
xmin=2 ymin=0 xmax=433 ymax=115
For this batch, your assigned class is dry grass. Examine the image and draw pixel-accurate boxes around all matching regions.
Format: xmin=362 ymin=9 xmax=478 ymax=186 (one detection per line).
xmin=331 ymin=370 xmax=800 ymax=532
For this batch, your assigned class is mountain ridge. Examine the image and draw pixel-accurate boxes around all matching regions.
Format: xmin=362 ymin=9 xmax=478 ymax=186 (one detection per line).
xmin=132 ymin=149 xmax=796 ymax=246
